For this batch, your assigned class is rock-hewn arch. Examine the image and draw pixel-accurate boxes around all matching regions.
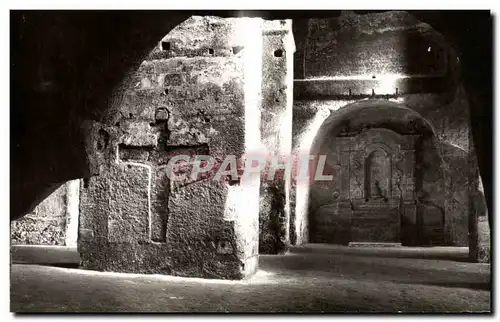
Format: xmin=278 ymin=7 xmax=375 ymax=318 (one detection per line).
xmin=294 ymin=99 xmax=452 ymax=246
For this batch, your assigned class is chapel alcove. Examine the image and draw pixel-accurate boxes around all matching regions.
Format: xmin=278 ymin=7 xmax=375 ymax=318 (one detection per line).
xmin=338 ymin=128 xmax=418 ymax=245
xmin=309 ymin=123 xmax=446 ymax=247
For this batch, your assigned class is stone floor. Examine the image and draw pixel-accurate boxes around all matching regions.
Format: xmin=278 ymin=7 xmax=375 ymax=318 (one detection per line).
xmin=10 ymin=244 xmax=491 ymax=313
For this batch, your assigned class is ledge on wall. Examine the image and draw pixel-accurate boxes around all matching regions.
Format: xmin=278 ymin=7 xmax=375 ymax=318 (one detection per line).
xmin=293 ymin=75 xmax=455 ymax=100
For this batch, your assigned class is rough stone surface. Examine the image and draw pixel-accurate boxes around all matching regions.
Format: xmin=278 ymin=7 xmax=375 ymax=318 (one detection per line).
xmin=305 ymin=11 xmax=449 ymax=78
xmin=477 ymin=216 xmax=490 ymax=263
xmin=258 ymin=20 xmax=294 ymax=254
xmin=11 ymin=182 xmax=78 ymax=246
xmin=78 ymin=16 xmax=263 ymax=279
xmin=107 ymin=164 xmax=151 ymax=243
xmin=468 ymin=135 xmax=491 ymax=263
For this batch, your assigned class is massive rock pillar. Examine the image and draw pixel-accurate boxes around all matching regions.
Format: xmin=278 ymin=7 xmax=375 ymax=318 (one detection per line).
xmin=258 ymin=20 xmax=295 ymax=254
xmin=78 ymin=16 xmax=262 ymax=279
xmin=468 ymin=129 xmax=491 ymax=263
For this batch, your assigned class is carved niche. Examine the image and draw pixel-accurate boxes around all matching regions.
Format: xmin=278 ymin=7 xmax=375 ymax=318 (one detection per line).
xmin=364 ymin=145 xmax=391 ymax=201
xmin=338 ymin=128 xmax=419 ymax=243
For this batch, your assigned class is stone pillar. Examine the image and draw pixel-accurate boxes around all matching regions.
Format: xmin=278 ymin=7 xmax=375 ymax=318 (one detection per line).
xmin=441 ymin=142 xmax=470 ymax=246
xmin=468 ymin=129 xmax=490 ymax=263
xmin=476 ymin=187 xmax=491 ymax=263
xmin=258 ymin=20 xmax=295 ymax=254
xmin=468 ymin=146 xmax=479 ymax=261
xmin=64 ymin=179 xmax=80 ymax=247
xmin=78 ymin=16 xmax=262 ymax=279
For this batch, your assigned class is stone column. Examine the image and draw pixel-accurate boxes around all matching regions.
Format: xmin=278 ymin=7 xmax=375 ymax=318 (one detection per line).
xmin=258 ymin=20 xmax=295 ymax=254
xmin=78 ymin=16 xmax=263 ymax=279
xmin=442 ymin=144 xmax=470 ymax=246
xmin=468 ymin=129 xmax=490 ymax=263
xmin=64 ymin=179 xmax=80 ymax=247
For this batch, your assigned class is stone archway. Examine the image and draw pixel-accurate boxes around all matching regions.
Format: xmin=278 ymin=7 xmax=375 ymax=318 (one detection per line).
xmin=294 ymin=99 xmax=452 ymax=247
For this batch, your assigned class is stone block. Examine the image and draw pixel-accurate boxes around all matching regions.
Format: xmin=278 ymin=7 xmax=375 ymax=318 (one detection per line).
xmin=11 ymin=217 xmax=66 ymax=246
xmin=78 ymin=16 xmax=263 ymax=280
xmin=118 ymin=146 xmax=151 ymax=163
xmin=116 ymin=89 xmax=161 ymax=122
xmin=79 ymin=175 xmax=111 ymax=243
xmin=163 ymin=73 xmax=184 ymax=86
xmin=107 ymin=164 xmax=151 ymax=243
xmin=120 ymin=121 xmax=159 ymax=147
xmin=166 ymin=179 xmax=246 ymax=278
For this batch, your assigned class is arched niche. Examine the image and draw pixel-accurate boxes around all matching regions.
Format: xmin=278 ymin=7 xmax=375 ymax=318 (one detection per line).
xmin=364 ymin=145 xmax=392 ymax=201
xmin=303 ymin=100 xmax=446 ymax=246
xmin=336 ymin=128 xmax=419 ymax=244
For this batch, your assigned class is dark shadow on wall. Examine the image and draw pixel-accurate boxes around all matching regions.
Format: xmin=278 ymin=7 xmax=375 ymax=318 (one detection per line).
xmin=259 ymin=182 xmax=287 ymax=254
xmin=10 ymin=11 xmax=191 ymax=221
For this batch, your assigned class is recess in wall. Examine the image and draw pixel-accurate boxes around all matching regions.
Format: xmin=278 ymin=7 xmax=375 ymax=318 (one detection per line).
xmin=232 ymin=46 xmax=244 ymax=55
xmin=161 ymin=41 xmax=171 ymax=51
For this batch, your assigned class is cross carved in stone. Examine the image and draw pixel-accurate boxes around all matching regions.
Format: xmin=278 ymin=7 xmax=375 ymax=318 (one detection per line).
xmin=117 ymin=115 xmax=210 ymax=243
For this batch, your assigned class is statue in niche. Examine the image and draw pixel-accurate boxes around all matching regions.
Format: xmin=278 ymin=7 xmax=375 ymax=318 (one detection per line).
xmin=365 ymin=149 xmax=390 ymax=202
xmin=373 ymin=180 xmax=384 ymax=198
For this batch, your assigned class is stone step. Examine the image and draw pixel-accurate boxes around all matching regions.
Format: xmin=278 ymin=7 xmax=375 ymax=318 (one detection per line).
xmin=348 ymin=242 xmax=402 ymax=247
xmin=11 ymin=245 xmax=80 ymax=266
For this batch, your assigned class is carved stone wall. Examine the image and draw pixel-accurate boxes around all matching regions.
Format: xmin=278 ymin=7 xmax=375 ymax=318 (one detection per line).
xmin=259 ymin=20 xmax=295 ymax=254
xmin=78 ymin=16 xmax=263 ymax=279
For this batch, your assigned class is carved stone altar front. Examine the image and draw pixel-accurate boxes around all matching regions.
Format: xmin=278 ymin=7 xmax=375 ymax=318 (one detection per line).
xmin=337 ymin=128 xmax=418 ymax=244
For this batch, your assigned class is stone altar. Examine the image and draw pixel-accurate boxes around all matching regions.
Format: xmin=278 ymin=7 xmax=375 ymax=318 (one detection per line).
xmin=337 ymin=128 xmax=418 ymax=244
